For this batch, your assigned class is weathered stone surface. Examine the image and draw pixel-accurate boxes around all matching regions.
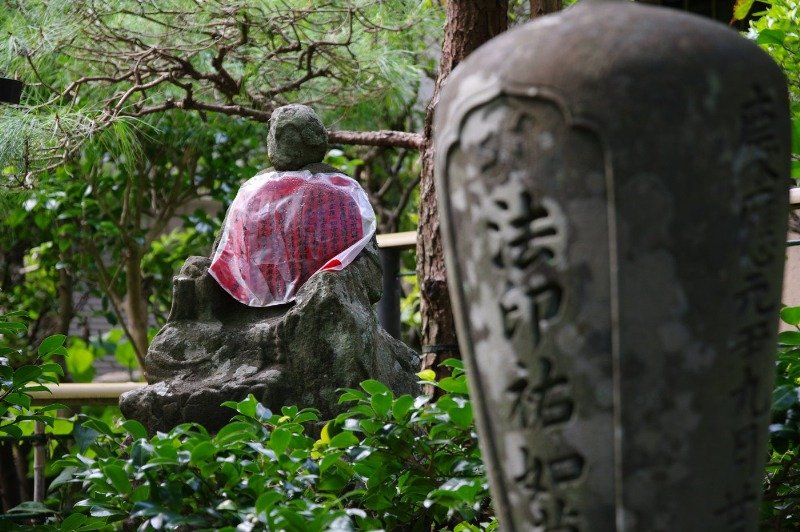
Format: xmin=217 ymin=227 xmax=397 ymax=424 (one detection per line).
xmin=120 ymin=238 xmax=419 ymax=433
xmin=267 ymin=104 xmax=329 ymax=170
xmin=120 ymin=105 xmax=419 ymax=433
xmin=434 ymin=1 xmax=789 ymax=530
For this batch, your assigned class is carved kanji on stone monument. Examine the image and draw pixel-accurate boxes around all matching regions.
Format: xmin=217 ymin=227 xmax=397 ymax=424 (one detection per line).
xmin=434 ymin=1 xmax=790 ymax=530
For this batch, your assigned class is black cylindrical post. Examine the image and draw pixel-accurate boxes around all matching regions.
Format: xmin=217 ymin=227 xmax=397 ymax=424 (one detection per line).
xmin=0 ymin=78 xmax=23 ymax=104
xmin=377 ymin=248 xmax=401 ymax=339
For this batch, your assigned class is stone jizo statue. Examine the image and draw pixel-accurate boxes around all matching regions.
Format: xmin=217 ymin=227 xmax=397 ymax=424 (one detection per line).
xmin=120 ymin=104 xmax=419 ymax=433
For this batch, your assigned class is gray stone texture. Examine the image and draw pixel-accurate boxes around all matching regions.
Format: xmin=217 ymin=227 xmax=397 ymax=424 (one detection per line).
xmin=267 ymin=104 xmax=329 ymax=170
xmin=120 ymin=239 xmax=418 ymax=433
xmin=434 ymin=1 xmax=790 ymax=530
xmin=120 ymin=106 xmax=419 ymax=433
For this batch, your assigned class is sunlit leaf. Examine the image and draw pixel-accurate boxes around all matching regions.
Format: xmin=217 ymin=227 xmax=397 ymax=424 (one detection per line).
xmin=38 ymin=334 xmax=66 ymax=356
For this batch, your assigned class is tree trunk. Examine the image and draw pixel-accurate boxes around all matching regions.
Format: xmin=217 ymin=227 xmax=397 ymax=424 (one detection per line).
xmin=530 ymin=0 xmax=562 ymax=18
xmin=11 ymin=442 xmax=30 ymax=502
xmin=56 ymin=261 xmax=74 ymax=336
xmin=124 ymin=248 xmax=149 ymax=370
xmin=55 ymin=261 xmax=74 ymax=380
xmin=417 ymin=0 xmax=508 ymax=387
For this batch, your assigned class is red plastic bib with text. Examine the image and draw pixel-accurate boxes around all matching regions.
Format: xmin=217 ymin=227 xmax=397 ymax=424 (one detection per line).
xmin=209 ymin=170 xmax=376 ymax=306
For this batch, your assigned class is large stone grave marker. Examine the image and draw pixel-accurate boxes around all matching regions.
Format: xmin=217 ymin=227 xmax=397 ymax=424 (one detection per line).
xmin=434 ymin=1 xmax=790 ymax=529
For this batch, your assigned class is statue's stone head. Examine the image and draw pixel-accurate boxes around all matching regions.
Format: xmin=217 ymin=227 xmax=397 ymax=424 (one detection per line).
xmin=267 ymin=104 xmax=329 ymax=170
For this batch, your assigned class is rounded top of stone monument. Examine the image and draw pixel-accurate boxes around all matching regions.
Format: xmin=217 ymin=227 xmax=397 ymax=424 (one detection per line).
xmin=267 ymin=104 xmax=329 ymax=171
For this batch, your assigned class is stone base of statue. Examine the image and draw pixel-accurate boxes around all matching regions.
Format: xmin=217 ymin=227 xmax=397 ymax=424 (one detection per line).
xmin=120 ymin=239 xmax=419 ymax=434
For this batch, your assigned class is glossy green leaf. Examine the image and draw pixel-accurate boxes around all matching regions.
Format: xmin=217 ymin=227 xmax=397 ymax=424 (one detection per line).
xmin=89 ymin=505 xmax=117 ymax=517
xmin=358 ymin=418 xmax=382 ymax=435
xmin=102 ymin=464 xmax=132 ymax=494
xmin=122 ymin=420 xmax=148 ymax=440
xmin=293 ymin=411 xmax=318 ymax=424
xmin=216 ymin=499 xmax=237 ymax=511
xmin=190 ymin=441 xmax=217 ymax=464
xmin=732 ymin=0 xmax=755 ymax=21
xmin=774 ymin=384 xmax=800 ymax=411
xmin=269 ymin=427 xmax=291 ymax=454
xmin=0 ymin=347 xmax=15 ymax=358
xmin=360 ymin=379 xmax=390 ymax=396
xmin=371 ymin=392 xmax=392 ymax=418
xmin=48 ymin=466 xmax=78 ymax=491
xmin=37 ymin=402 xmax=68 ymax=413
xmin=438 ymin=376 xmax=469 ymax=395
xmin=782 ymin=307 xmax=800 ymax=327
xmin=337 ymin=388 xmax=366 ymax=404
xmin=256 ymin=491 xmax=283 ymax=514
xmin=757 ymin=28 xmax=786 ymax=46
xmin=4 ymin=391 xmax=31 ymax=409
xmin=81 ymin=418 xmax=116 ymax=437
xmin=779 ymin=331 xmax=800 ymax=345
xmin=0 ymin=321 xmax=27 ymax=334
xmin=73 ymin=421 xmax=100 ymax=452
xmin=439 ymin=358 xmax=464 ymax=370
xmin=329 ymin=431 xmax=359 ymax=449
xmin=20 ymin=384 xmax=48 ymax=393
xmin=416 ymin=369 xmax=436 ymax=382
xmin=131 ymin=484 xmax=150 ymax=503
xmin=0 ymin=423 xmax=22 ymax=438
xmin=2 ymin=310 xmax=28 ymax=318
xmin=5 ymin=500 xmax=55 ymax=516
xmin=13 ymin=365 xmax=42 ymax=386
xmin=319 ymin=451 xmax=344 ymax=474
xmin=131 ymin=440 xmax=153 ymax=467
xmin=39 ymin=362 xmax=65 ymax=376
xmin=235 ymin=395 xmax=257 ymax=417
xmin=38 ymin=334 xmax=66 ymax=356
xmin=448 ymin=404 xmax=473 ymax=429
xmin=215 ymin=422 xmax=254 ymax=445
xmin=280 ymin=405 xmax=298 ymax=417
xmin=392 ymin=394 xmax=414 ymax=421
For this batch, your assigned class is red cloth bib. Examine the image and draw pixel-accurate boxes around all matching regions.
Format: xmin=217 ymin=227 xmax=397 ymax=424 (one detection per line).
xmin=209 ymin=170 xmax=375 ymax=306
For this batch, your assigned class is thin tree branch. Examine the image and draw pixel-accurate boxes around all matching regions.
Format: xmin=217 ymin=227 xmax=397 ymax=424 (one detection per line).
xmin=84 ymin=238 xmax=147 ymax=368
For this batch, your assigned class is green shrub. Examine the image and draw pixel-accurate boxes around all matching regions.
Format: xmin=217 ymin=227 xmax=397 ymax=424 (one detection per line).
xmin=762 ymin=306 xmax=800 ymax=528
xmin=0 ymin=311 xmax=67 ymax=440
xmin=21 ymin=359 xmax=495 ymax=531
xmin=0 ymin=312 xmax=70 ymax=523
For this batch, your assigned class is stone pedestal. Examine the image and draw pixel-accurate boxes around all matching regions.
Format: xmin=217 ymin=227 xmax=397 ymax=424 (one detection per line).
xmin=120 ymin=240 xmax=420 ymax=433
xmin=434 ymin=1 xmax=790 ymax=529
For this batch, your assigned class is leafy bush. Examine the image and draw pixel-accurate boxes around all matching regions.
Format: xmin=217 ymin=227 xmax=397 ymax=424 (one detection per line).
xmin=20 ymin=360 xmax=495 ymax=531
xmin=0 ymin=311 xmax=67 ymax=440
xmin=748 ymin=0 xmax=800 ymax=183
xmin=0 ymin=312 xmax=72 ymax=523
xmin=763 ymin=306 xmax=800 ymax=528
